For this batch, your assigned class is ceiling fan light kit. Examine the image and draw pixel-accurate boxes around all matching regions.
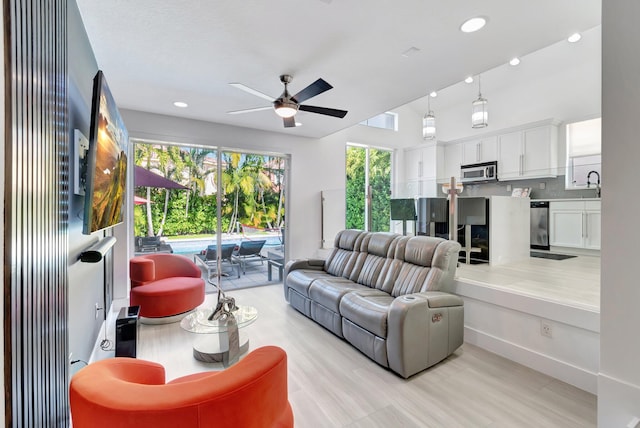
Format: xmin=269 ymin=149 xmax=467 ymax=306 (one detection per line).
xmin=228 ymin=74 xmax=347 ymax=128
xmin=273 ymin=99 xmax=298 ymax=118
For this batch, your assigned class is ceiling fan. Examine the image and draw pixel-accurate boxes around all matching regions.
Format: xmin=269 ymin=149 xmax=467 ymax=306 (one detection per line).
xmin=228 ymin=75 xmax=348 ymax=128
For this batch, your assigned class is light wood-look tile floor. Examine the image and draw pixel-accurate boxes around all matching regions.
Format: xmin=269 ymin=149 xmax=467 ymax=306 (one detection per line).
xmin=135 ymin=284 xmax=596 ymax=428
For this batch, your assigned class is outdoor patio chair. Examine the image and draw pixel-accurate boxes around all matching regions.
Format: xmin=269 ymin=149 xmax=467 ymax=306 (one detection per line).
xmin=232 ymin=240 xmax=266 ymax=274
xmin=135 ymin=236 xmax=173 ymax=255
xmin=194 ymin=243 xmax=240 ymax=279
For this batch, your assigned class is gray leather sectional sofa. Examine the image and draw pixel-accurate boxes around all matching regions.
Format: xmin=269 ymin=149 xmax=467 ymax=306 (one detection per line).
xmin=283 ymin=229 xmax=464 ymax=378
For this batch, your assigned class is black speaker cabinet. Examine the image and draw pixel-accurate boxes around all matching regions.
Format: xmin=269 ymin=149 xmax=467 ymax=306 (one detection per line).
xmin=115 ymin=305 xmax=140 ymax=358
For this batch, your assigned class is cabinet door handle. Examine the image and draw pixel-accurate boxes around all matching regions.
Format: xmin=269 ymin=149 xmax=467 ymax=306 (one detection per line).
xmin=584 ymin=212 xmax=588 ymax=238
xmin=582 ymin=212 xmax=587 ymax=238
xmin=418 ymin=160 xmax=423 ymax=178
xmin=519 ymin=154 xmax=524 ymax=175
xmin=477 ymin=144 xmax=481 ymax=162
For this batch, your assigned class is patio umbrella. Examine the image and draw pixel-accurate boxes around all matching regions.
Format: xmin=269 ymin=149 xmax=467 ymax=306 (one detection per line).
xmin=134 ymin=165 xmax=188 ymax=189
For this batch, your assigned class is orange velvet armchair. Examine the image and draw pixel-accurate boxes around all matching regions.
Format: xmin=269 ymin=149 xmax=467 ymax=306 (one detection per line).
xmin=69 ymin=346 xmax=294 ymax=428
xmin=129 ymin=253 xmax=205 ymax=318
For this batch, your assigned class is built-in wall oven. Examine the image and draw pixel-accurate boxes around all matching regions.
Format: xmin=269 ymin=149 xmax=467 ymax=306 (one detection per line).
xmin=530 ymin=201 xmax=550 ymax=250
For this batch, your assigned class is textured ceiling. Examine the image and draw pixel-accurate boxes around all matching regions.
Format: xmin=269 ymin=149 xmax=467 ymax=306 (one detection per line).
xmin=75 ymin=0 xmax=601 ymax=138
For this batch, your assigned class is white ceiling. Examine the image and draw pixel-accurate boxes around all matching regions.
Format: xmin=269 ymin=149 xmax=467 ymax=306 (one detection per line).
xmin=75 ymin=0 xmax=601 ymax=139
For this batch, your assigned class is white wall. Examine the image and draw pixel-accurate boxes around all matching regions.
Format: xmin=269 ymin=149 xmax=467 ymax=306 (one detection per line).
xmin=599 ymin=1 xmax=640 ymax=425
xmin=67 ymin=1 xmax=110 ymax=371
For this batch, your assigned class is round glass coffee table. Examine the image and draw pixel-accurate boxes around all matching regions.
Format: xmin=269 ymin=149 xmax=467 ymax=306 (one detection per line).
xmin=180 ymin=305 xmax=258 ymax=366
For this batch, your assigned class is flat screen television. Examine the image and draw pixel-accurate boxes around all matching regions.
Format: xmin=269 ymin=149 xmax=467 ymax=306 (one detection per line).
xmin=82 ymin=70 xmax=129 ymax=235
xmin=390 ymin=198 xmax=416 ymax=221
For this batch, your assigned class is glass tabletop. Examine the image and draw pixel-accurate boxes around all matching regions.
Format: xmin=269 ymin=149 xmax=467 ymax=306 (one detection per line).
xmin=180 ymin=305 xmax=258 ymax=334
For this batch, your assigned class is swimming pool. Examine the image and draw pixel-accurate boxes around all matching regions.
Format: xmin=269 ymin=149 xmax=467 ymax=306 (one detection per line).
xmin=168 ymin=235 xmax=282 ymax=255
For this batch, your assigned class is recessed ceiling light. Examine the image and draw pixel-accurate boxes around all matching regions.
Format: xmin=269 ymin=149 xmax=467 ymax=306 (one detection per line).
xmin=460 ymin=17 xmax=487 ymax=33
xmin=173 ymin=101 xmax=188 ymax=108
xmin=509 ymin=57 xmax=521 ymax=66
xmin=464 ymin=76 xmax=474 ymax=84
xmin=567 ymin=33 xmax=581 ymax=43
xmin=430 ymin=91 xmax=438 ymax=98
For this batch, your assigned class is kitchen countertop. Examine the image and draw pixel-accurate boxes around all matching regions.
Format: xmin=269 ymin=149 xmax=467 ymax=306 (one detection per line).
xmin=530 ymin=198 xmax=601 ymax=202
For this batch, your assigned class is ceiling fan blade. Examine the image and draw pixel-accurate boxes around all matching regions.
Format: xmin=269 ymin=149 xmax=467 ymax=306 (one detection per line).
xmin=229 ymin=83 xmax=275 ymax=101
xmin=292 ymin=78 xmax=332 ymax=103
xmin=299 ymin=104 xmax=348 ymax=118
xmin=227 ymin=106 xmax=273 ymax=115
xmin=283 ymin=116 xmax=296 ymax=128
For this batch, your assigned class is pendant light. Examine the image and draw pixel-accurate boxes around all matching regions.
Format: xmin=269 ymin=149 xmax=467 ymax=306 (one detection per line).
xmin=471 ymin=74 xmax=488 ymax=128
xmin=423 ymin=95 xmax=436 ymax=140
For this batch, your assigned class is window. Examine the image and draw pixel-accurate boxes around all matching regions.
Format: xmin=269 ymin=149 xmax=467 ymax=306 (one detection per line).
xmin=345 ymin=145 xmax=391 ymax=232
xmin=360 ymin=112 xmax=398 ymax=131
xmin=566 ymin=117 xmax=601 ymax=189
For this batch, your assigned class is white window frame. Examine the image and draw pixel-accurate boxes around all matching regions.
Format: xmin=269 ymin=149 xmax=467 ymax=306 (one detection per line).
xmin=359 ymin=111 xmax=398 ymax=131
xmin=565 ymin=117 xmax=601 ymax=190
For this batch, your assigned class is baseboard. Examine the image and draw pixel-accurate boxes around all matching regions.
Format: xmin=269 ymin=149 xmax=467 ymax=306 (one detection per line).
xmin=465 ymin=326 xmax=598 ymax=394
xmin=598 ymin=373 xmax=640 ymax=427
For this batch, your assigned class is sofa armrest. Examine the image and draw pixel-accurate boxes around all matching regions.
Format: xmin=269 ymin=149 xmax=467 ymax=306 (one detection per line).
xmin=283 ymin=259 xmax=325 ymax=277
xmin=386 ymin=291 xmax=464 ymax=378
xmin=417 ymin=291 xmax=464 ymax=308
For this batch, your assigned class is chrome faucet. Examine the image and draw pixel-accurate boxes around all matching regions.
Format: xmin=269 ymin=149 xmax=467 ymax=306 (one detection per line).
xmin=587 ymin=170 xmax=601 ymax=198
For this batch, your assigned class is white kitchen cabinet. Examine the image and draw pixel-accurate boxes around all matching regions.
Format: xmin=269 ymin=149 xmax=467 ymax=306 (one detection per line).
xmin=549 ymin=200 xmax=601 ymax=250
xmin=404 ymin=146 xmax=423 ymax=182
xmin=462 ymin=136 xmax=498 ymax=165
xmin=584 ymin=201 xmax=601 ymax=250
xmin=497 ymin=131 xmax=522 ymax=180
xmin=497 ymin=122 xmax=558 ymax=180
xmin=438 ymin=143 xmax=463 ymax=183
xmin=402 ymin=144 xmax=438 ymax=196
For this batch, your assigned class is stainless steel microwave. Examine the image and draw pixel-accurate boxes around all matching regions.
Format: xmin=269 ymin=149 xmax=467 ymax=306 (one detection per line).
xmin=460 ymin=161 xmax=498 ymax=183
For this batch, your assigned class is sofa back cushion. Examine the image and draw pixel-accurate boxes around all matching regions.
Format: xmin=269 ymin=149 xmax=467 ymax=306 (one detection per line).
xmin=390 ymin=236 xmax=460 ymax=296
xmin=321 ymin=231 xmax=461 ymax=296
xmin=324 ymin=229 xmax=364 ymax=277
xmin=354 ymin=233 xmax=399 ymax=289
xmin=403 ymin=236 xmax=439 ymax=267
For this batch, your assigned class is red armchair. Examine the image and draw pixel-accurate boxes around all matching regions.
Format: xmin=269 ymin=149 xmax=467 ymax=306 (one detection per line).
xmin=69 ymin=346 xmax=294 ymax=428
xmin=129 ymin=253 xmax=205 ymax=319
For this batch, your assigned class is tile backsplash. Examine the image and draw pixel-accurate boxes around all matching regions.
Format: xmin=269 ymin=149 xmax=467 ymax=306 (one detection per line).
xmin=461 ymin=176 xmax=600 ymax=200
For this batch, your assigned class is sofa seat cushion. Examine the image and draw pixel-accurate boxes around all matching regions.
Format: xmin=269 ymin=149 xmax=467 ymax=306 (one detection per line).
xmin=286 ymin=270 xmax=335 ymax=298
xmin=130 ymin=277 xmax=204 ymax=318
xmin=340 ymin=289 xmax=394 ymax=338
xmin=308 ymin=278 xmax=369 ymax=312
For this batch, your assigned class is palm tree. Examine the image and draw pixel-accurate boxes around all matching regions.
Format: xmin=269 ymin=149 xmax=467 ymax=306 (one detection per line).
xmin=222 ymin=152 xmax=255 ymax=233
xmin=182 ymin=148 xmax=215 ymax=217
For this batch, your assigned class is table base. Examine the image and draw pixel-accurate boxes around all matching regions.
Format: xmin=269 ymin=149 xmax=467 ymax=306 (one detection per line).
xmin=192 ymin=330 xmax=249 ymax=366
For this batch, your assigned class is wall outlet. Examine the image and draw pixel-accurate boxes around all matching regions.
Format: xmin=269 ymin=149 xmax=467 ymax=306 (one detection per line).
xmin=506 ymin=184 xmax=512 ymax=192
xmin=539 ymin=182 xmax=546 ymax=190
xmin=540 ymin=321 xmax=553 ymax=338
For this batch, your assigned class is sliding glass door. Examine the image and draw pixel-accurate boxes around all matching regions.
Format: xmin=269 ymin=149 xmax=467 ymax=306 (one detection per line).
xmin=133 ymin=140 xmax=288 ymax=288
